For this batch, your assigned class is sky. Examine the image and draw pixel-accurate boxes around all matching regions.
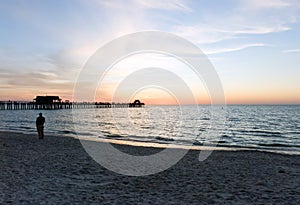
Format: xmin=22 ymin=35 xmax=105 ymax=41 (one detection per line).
xmin=0 ymin=0 xmax=300 ymax=104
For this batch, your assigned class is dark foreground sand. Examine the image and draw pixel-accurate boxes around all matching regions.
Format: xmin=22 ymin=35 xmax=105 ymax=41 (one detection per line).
xmin=0 ymin=131 xmax=299 ymax=205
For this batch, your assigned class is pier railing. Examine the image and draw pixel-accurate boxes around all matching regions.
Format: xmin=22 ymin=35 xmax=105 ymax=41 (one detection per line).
xmin=0 ymin=101 xmax=144 ymax=110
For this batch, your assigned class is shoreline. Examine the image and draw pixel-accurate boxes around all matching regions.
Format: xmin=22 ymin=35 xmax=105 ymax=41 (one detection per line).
xmin=1 ymin=129 xmax=300 ymax=156
xmin=1 ymin=131 xmax=300 ymax=204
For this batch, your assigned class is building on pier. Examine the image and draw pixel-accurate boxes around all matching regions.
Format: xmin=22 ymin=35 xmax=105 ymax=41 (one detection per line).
xmin=129 ymin=99 xmax=145 ymax=107
xmin=34 ymin=96 xmax=61 ymax=104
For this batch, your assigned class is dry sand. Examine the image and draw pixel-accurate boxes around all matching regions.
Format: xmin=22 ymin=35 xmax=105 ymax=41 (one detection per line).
xmin=0 ymin=131 xmax=299 ymax=204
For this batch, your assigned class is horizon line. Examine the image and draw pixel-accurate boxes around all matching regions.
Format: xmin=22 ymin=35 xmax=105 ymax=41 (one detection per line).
xmin=0 ymin=100 xmax=299 ymax=106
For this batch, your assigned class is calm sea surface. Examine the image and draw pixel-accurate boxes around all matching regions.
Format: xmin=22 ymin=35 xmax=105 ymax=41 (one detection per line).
xmin=0 ymin=105 xmax=299 ymax=154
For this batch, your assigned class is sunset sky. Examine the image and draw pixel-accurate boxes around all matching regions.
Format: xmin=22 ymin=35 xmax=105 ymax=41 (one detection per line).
xmin=0 ymin=0 xmax=299 ymax=104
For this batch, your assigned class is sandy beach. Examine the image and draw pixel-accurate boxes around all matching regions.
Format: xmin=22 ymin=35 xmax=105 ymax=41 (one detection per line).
xmin=0 ymin=131 xmax=299 ymax=204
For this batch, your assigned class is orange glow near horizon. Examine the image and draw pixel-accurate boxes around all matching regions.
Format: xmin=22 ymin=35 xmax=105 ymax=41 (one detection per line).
xmin=225 ymin=91 xmax=300 ymax=105
xmin=1 ymin=87 xmax=299 ymax=105
xmin=130 ymin=88 xmax=180 ymax=105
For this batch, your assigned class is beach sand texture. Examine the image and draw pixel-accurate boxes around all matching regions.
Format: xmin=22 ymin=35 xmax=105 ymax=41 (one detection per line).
xmin=0 ymin=131 xmax=299 ymax=204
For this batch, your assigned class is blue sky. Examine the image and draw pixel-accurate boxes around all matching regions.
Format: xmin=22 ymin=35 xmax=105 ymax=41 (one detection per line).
xmin=0 ymin=0 xmax=299 ymax=104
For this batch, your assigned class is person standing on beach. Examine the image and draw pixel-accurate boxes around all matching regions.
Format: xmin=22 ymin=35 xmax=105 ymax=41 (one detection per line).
xmin=36 ymin=113 xmax=45 ymax=139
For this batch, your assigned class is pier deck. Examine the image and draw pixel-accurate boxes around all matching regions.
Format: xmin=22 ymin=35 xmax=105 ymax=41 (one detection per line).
xmin=0 ymin=101 xmax=144 ymax=110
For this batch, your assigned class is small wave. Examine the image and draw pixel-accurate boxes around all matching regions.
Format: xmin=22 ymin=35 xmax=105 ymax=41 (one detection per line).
xmin=58 ymin=130 xmax=77 ymax=135
xmin=237 ymin=129 xmax=282 ymax=136
xmin=287 ymin=131 xmax=300 ymax=135
xmin=252 ymin=130 xmax=282 ymax=135
xmin=76 ymin=132 xmax=95 ymax=136
xmin=155 ymin=136 xmax=174 ymax=142
xmin=98 ymin=122 xmax=114 ymax=126
xmin=216 ymin=140 xmax=228 ymax=144
xmin=140 ymin=126 xmax=152 ymax=129
xmin=20 ymin=126 xmax=33 ymax=130
xmin=105 ymin=134 xmax=123 ymax=139
xmin=258 ymin=143 xmax=300 ymax=148
xmin=228 ymin=117 xmax=240 ymax=121
xmin=221 ymin=134 xmax=232 ymax=139
xmin=100 ymin=131 xmax=111 ymax=134
xmin=193 ymin=141 xmax=203 ymax=145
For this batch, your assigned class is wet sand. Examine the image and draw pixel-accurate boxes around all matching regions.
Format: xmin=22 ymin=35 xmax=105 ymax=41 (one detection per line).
xmin=0 ymin=131 xmax=299 ymax=204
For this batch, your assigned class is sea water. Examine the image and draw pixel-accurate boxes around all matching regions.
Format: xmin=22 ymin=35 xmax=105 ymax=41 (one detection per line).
xmin=0 ymin=105 xmax=299 ymax=154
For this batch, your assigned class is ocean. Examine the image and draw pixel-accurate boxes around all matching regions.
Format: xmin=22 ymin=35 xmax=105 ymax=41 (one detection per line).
xmin=0 ymin=105 xmax=299 ymax=155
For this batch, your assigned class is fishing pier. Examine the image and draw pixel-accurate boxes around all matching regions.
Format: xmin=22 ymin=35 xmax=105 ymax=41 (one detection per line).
xmin=0 ymin=96 xmax=145 ymax=110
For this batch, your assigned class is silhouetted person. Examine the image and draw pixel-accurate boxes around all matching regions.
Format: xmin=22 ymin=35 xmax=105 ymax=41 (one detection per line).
xmin=36 ymin=113 xmax=45 ymax=139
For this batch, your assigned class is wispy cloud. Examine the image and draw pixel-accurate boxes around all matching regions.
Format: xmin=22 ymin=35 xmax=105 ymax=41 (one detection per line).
xmin=232 ymin=25 xmax=290 ymax=34
xmin=282 ymin=48 xmax=300 ymax=53
xmin=0 ymin=69 xmax=72 ymax=88
xmin=135 ymin=0 xmax=192 ymax=12
xmin=173 ymin=25 xmax=234 ymax=44
xmin=173 ymin=23 xmax=290 ymax=45
xmin=172 ymin=0 xmax=298 ymax=46
xmin=239 ymin=0 xmax=291 ymax=10
xmin=98 ymin=0 xmax=192 ymax=12
xmin=0 ymin=69 xmax=74 ymax=100
xmin=204 ymin=43 xmax=266 ymax=55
